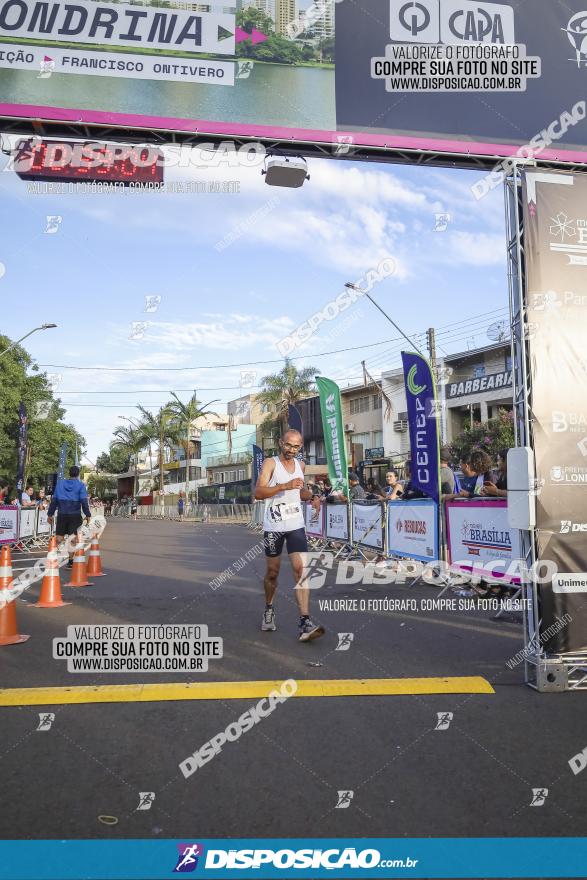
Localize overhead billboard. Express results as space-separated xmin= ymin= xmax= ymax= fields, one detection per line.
xmin=523 ymin=168 xmax=587 ymax=653
xmin=1 ymin=0 xmax=587 ymax=163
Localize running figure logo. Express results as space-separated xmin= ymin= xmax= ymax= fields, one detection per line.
xmin=336 ymin=633 xmax=354 ymax=651
xmin=36 ymin=713 xmax=55 ymax=731
xmin=335 ymin=790 xmax=354 ymax=809
xmin=530 ymin=788 xmax=549 ymax=806
xmin=435 ymin=712 xmax=453 ymax=731
xmin=173 ymin=843 xmax=204 ymax=873
xmin=296 ymin=552 xmax=334 ymax=590
xmin=136 ymin=792 xmax=156 ymax=811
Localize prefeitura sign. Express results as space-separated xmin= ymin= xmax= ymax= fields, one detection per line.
xmin=1 ymin=0 xmax=587 ymax=162
xmin=523 ymin=169 xmax=587 ymax=652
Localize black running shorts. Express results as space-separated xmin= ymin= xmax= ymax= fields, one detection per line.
xmin=56 ymin=513 xmax=83 ymax=536
xmin=264 ymin=527 xmax=308 ymax=558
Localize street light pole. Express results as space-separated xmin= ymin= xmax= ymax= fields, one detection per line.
xmin=344 ymin=284 xmax=425 ymax=358
xmin=0 ymin=323 xmax=58 ymax=359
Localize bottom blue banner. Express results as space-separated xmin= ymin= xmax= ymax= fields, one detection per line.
xmin=0 ymin=838 xmax=585 ymax=879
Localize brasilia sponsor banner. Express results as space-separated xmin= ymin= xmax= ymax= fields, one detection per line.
xmin=523 ymin=168 xmax=587 ymax=652
xmin=1 ymin=1 xmax=587 ymax=163
xmin=445 ymin=500 xmax=523 ymax=584
xmin=304 ymin=502 xmax=325 ymax=539
xmin=325 ymin=504 xmax=349 ymax=542
xmin=0 ymin=505 xmax=18 ymax=545
xmin=18 ymin=507 xmax=36 ymax=539
xmin=316 ymin=377 xmax=348 ymax=497
xmin=387 ymin=499 xmax=438 ymax=563
xmin=351 ymin=502 xmax=384 ymax=550
xmin=401 ymin=352 xmax=441 ymax=504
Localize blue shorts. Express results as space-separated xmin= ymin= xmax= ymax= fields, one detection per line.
xmin=264 ymin=528 xmax=308 ymax=558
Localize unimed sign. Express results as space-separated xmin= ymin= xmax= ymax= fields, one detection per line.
xmin=1 ymin=0 xmax=587 ymax=161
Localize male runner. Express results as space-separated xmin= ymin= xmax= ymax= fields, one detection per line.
xmin=254 ymin=429 xmax=325 ymax=642
xmin=47 ymin=466 xmax=91 ymax=567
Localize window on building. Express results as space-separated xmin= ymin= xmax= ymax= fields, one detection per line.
xmin=471 ymin=363 xmax=486 ymax=379
xmin=238 ymin=469 xmax=246 ymax=481
xmin=505 ymin=354 xmax=513 ymax=371
xmin=372 ymin=394 xmax=382 ymax=410
xmin=350 ymin=396 xmax=370 ymax=415
xmin=228 ymin=470 xmax=237 ymax=482
xmin=351 ymin=432 xmax=370 ymax=450
xmin=373 ymin=431 xmax=383 ymax=448
xmin=213 ymin=472 xmax=223 ymax=484
xmin=189 ymin=466 xmax=202 ymax=481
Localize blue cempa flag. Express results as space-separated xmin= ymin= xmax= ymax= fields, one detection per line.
xmin=287 ymin=404 xmax=303 ymax=435
xmin=287 ymin=404 xmax=304 ymax=460
xmin=251 ymin=444 xmax=264 ymax=489
xmin=57 ymin=442 xmax=68 ymax=480
xmin=15 ymin=402 xmax=28 ymax=493
xmin=401 ymin=352 xmax=441 ymax=504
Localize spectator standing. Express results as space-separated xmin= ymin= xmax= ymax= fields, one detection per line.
xmin=348 ymin=473 xmax=366 ymax=501
xmin=481 ymin=449 xmax=509 ymax=498
xmin=130 ymin=496 xmax=138 ymax=521
xmin=384 ymin=470 xmax=404 ymax=501
xmin=21 ymin=484 xmax=36 ymax=508
xmin=177 ymin=492 xmax=185 ymax=522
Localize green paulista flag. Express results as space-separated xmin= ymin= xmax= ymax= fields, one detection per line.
xmin=316 ymin=377 xmax=348 ymax=496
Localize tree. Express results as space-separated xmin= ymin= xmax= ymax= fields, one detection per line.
xmin=449 ymin=409 xmax=515 ymax=464
xmin=0 ymin=334 xmax=85 ymax=488
xmin=96 ymin=447 xmax=130 ymax=474
xmin=86 ymin=472 xmax=117 ymax=499
xmin=166 ymin=392 xmax=219 ymax=500
xmin=257 ymin=358 xmax=318 ymax=436
xmin=110 ymin=425 xmax=145 ymax=496
xmin=136 ymin=405 xmax=181 ymax=501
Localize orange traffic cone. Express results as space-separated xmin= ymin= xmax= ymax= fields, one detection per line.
xmin=0 ymin=546 xmax=30 ymax=645
xmin=64 ymin=539 xmax=93 ymax=588
xmin=36 ymin=536 xmax=70 ymax=608
xmin=86 ymin=537 xmax=106 ymax=578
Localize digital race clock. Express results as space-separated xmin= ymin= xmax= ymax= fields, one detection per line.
xmin=13 ymin=138 xmax=164 ymax=185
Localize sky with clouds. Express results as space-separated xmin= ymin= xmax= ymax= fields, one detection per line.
xmin=0 ymin=144 xmax=509 ymax=464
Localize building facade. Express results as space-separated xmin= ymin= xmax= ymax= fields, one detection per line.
xmin=274 ymin=0 xmax=297 ymax=35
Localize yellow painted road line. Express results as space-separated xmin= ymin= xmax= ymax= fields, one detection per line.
xmin=0 ymin=677 xmax=493 ymax=707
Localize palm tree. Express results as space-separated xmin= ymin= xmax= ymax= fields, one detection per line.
xmin=166 ymin=392 xmax=220 ymax=501
xmin=110 ymin=425 xmax=145 ymax=496
xmin=136 ymin=405 xmax=181 ymax=507
xmin=257 ymin=358 xmax=319 ymax=445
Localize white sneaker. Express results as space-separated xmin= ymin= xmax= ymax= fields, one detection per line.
xmin=298 ymin=618 xmax=325 ymax=642
xmin=261 ymin=607 xmax=276 ymax=631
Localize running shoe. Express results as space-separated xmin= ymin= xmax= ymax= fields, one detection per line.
xmin=261 ymin=607 xmax=276 ymax=631
xmin=298 ymin=618 xmax=325 ymax=642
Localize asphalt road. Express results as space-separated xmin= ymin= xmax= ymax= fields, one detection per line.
xmin=1 ymin=518 xmax=585 ymax=851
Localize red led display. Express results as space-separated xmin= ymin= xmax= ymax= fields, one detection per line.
xmin=14 ymin=139 xmax=164 ymax=185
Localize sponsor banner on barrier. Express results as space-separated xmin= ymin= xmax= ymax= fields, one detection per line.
xmin=0 ymin=505 xmax=18 ymax=545
xmin=36 ymin=509 xmax=51 ymax=535
xmin=18 ymin=507 xmax=36 ymax=539
xmin=387 ymin=500 xmax=438 ymax=563
xmin=446 ymin=500 xmax=522 ymax=584
xmin=305 ymin=502 xmax=325 ymax=539
xmin=352 ymin=502 xmax=384 ymax=550
xmin=325 ymin=504 xmax=349 ymax=542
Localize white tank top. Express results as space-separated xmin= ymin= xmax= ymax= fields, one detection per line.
xmin=262 ymin=456 xmax=306 ymax=533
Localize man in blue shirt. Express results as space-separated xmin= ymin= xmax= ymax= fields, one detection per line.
xmin=47 ymin=466 xmax=91 ymax=567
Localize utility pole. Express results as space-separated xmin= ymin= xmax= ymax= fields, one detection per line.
xmin=426 ymin=327 xmax=436 ymax=366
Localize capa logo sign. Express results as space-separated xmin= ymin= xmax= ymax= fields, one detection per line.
xmin=390 ymin=0 xmax=515 ymax=45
